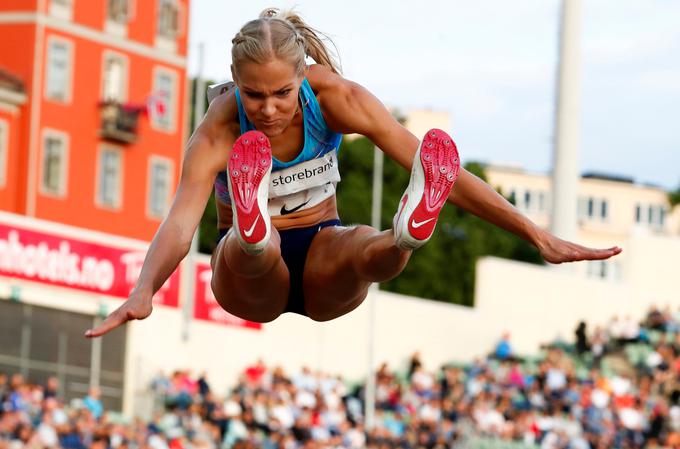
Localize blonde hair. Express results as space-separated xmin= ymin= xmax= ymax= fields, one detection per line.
xmin=231 ymin=8 xmax=341 ymax=76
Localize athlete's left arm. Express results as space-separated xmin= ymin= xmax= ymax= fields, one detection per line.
xmin=319 ymin=75 xmax=622 ymax=263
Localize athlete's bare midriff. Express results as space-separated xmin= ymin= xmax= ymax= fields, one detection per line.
xmin=216 ymin=195 xmax=340 ymax=234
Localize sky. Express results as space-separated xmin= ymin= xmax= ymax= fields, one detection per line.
xmin=187 ymin=0 xmax=680 ymax=191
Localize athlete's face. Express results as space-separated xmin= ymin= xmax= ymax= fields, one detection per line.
xmin=232 ymin=58 xmax=303 ymax=138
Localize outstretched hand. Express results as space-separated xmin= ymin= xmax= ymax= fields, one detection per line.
xmin=84 ymin=290 xmax=153 ymax=338
xmin=537 ymin=233 xmax=622 ymax=264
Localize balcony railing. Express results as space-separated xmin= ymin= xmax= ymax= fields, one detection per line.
xmin=99 ymin=101 xmax=144 ymax=144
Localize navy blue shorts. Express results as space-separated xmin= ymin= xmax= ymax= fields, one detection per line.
xmin=217 ymin=219 xmax=342 ymax=316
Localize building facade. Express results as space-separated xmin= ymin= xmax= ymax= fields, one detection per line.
xmin=484 ymin=165 xmax=679 ymax=281
xmin=0 ymin=0 xmax=190 ymax=411
xmin=0 ymin=0 xmax=190 ymax=241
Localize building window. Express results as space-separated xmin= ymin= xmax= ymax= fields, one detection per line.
xmin=580 ymin=196 xmax=608 ymax=222
xmin=151 ymin=68 xmax=177 ymax=132
xmin=101 ymin=53 xmax=128 ymax=102
xmin=524 ymin=191 xmax=532 ymax=211
xmin=147 ymin=157 xmax=173 ymax=218
xmin=158 ymin=0 xmax=179 ymax=39
xmin=587 ymin=260 xmax=621 ymax=281
xmin=96 ymin=147 xmax=123 ymax=208
xmin=635 ymin=203 xmax=666 ymax=229
xmin=587 ymin=197 xmax=595 ymax=218
xmin=600 ymin=200 xmax=608 ymax=220
xmin=508 ymin=189 xmax=516 ymax=206
xmin=49 ymin=0 xmax=73 ymax=20
xmin=107 ymin=0 xmax=129 ymax=23
xmin=40 ymin=131 xmax=68 ymax=197
xmin=45 ymin=38 xmax=73 ymax=102
xmin=538 ymin=191 xmax=546 ymax=212
xmin=0 ymin=120 xmax=7 ymax=188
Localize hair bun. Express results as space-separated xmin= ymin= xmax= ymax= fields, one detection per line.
xmin=259 ymin=8 xmax=279 ymax=19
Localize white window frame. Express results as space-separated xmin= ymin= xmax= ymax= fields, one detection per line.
xmin=577 ymin=196 xmax=586 ymax=220
xmin=658 ymin=207 xmax=666 ymax=228
xmin=649 ymin=205 xmax=666 ymax=230
xmin=107 ymin=0 xmax=130 ymax=23
xmin=0 ymin=120 xmax=8 ymax=188
xmin=538 ymin=191 xmax=546 ymax=212
xmin=157 ymin=0 xmax=179 ymax=39
xmin=150 ymin=66 xmax=178 ymax=133
xmin=105 ymin=0 xmax=132 ymax=37
xmin=146 ymin=156 xmax=174 ymax=220
xmin=100 ymin=50 xmax=129 ymax=103
xmin=155 ymin=0 xmax=181 ymax=53
xmin=39 ymin=129 xmax=70 ymax=198
xmin=586 ymin=260 xmax=620 ymax=281
xmin=95 ymin=145 xmax=124 ymax=210
xmin=44 ymin=36 xmax=74 ymax=104
xmin=49 ymin=0 xmax=73 ymax=21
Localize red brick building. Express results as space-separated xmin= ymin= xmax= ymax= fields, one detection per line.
xmin=0 ymin=0 xmax=190 ymax=241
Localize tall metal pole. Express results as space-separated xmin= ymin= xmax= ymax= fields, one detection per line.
xmin=181 ymin=43 xmax=205 ymax=342
xmin=365 ymin=146 xmax=383 ymax=430
xmin=551 ymin=0 xmax=582 ymax=242
xmin=192 ymin=42 xmax=207 ymax=130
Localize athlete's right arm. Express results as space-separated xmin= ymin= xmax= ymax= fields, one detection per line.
xmin=85 ymin=94 xmax=236 ymax=338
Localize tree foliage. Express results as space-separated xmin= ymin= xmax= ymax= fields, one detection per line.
xmin=670 ymin=185 xmax=680 ymax=208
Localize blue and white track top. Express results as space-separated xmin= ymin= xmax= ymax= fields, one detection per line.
xmin=214 ymin=78 xmax=343 ymax=217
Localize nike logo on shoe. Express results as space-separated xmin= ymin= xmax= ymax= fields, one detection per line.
xmin=411 ymin=217 xmax=435 ymax=229
xmin=243 ymin=216 xmax=260 ymax=238
xmin=280 ymin=200 xmax=310 ymax=215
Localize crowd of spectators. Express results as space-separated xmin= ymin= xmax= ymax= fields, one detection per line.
xmin=3 ymin=305 xmax=680 ymax=449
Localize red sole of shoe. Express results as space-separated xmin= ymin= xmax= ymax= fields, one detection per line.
xmin=228 ymin=131 xmax=272 ymax=244
xmin=407 ymin=129 xmax=460 ymax=241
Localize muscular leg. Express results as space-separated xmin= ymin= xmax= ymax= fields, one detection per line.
xmin=302 ymin=128 xmax=459 ymax=321
xmin=210 ymin=227 xmax=289 ymax=323
xmin=303 ymin=225 xmax=411 ymax=321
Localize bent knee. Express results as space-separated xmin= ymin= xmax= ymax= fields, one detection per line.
xmin=210 ymin=281 xmax=283 ymax=324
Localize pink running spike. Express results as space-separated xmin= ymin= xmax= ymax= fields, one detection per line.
xmin=393 ymin=129 xmax=460 ymax=250
xmin=227 ymin=130 xmax=272 ymax=253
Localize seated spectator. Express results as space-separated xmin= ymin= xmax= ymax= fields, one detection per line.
xmin=621 ymin=315 xmax=641 ymax=344
xmin=646 ymin=305 xmax=666 ymax=331
xmin=243 ymin=359 xmax=267 ymax=390
xmin=590 ymin=325 xmax=608 ymax=368
xmin=494 ymin=332 xmax=514 ymax=361
xmin=608 ymin=315 xmax=624 ymax=346
xmin=82 ymin=387 xmax=103 ymax=420
xmin=407 ymin=351 xmax=423 ymax=380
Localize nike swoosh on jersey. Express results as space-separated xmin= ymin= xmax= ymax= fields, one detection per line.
xmin=411 ymin=217 xmax=435 ymax=229
xmin=243 ymin=215 xmax=260 ymax=237
xmin=280 ymin=200 xmax=310 ymax=215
